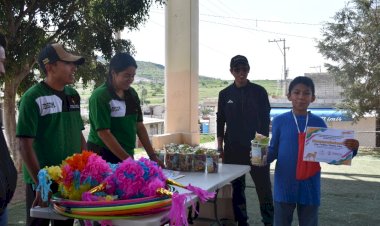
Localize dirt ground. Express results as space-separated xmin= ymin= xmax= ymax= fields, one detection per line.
xmin=245 ymin=149 xmax=380 ymax=226
xmin=7 ymin=149 xmax=380 ymax=226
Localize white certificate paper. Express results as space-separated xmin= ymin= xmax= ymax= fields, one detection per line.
xmin=304 ymin=127 xmax=355 ymax=165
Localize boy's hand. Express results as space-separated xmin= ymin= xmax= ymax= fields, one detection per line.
xmin=217 ymin=147 xmax=224 ymax=161
xmin=344 ymin=139 xmax=359 ymax=151
xmin=259 ymin=154 xmax=268 ymax=167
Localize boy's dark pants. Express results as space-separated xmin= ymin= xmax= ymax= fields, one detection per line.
xmin=231 ymin=164 xmax=274 ymax=225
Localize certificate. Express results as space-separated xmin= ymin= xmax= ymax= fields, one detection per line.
xmin=304 ymin=127 xmax=355 ymax=165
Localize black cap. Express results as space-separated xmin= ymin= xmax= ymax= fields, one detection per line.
xmin=230 ymin=55 xmax=249 ymax=68
xmin=38 ymin=43 xmax=85 ymax=71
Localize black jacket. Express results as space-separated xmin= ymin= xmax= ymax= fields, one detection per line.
xmin=217 ymin=81 xmax=270 ymax=164
xmin=0 ymin=130 xmax=17 ymax=214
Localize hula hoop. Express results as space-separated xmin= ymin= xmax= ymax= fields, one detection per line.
xmin=56 ymin=198 xmax=171 ymax=212
xmin=54 ymin=203 xmax=170 ymax=216
xmin=53 ymin=204 xmax=170 ymax=219
xmin=51 ymin=195 xmax=169 ymax=208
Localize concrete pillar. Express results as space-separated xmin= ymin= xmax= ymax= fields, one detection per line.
xmin=152 ymin=0 xmax=199 ymax=149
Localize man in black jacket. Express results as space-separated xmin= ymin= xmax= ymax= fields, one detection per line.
xmin=217 ymin=55 xmax=273 ymax=226
xmin=0 ymin=33 xmax=17 ymax=226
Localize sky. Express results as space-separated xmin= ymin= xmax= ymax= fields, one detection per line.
xmin=122 ymin=0 xmax=350 ymax=81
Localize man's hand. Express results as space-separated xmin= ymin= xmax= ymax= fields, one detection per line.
xmin=217 ymin=147 xmax=224 ymax=161
xmin=32 ymin=191 xmax=49 ymax=208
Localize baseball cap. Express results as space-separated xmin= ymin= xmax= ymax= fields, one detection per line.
xmin=38 ymin=43 xmax=85 ymax=70
xmin=230 ymin=55 xmax=249 ymax=68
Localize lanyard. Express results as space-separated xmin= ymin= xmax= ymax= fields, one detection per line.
xmin=292 ymin=111 xmax=308 ymax=134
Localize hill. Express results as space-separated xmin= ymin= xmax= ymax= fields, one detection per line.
xmin=133 ymin=61 xmax=281 ymax=104
xmin=136 ymin=61 xmax=224 ymax=83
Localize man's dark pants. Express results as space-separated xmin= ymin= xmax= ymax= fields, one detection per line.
xmin=224 ymin=146 xmax=274 ymax=226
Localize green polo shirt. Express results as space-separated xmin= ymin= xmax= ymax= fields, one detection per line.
xmin=16 ymin=82 xmax=84 ymax=184
xmin=87 ymin=83 xmax=142 ymax=155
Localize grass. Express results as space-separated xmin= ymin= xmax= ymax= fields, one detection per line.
xmin=200 ymin=134 xmax=215 ymax=143
xmin=75 ymin=78 xmax=281 ymax=108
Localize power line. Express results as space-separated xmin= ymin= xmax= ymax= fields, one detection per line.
xmin=200 ymin=2 xmax=241 ymax=30
xmin=205 ymin=0 xmax=254 ymax=29
xmin=151 ymin=9 xmax=322 ymax=26
xmin=200 ymin=20 xmax=316 ymax=39
xmin=200 ymin=14 xmax=321 ymax=26
xmin=151 ymin=9 xmax=320 ymax=39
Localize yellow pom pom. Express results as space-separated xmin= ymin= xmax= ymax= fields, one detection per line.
xmin=45 ymin=166 xmax=62 ymax=181
xmin=68 ymin=184 xmax=92 ymax=200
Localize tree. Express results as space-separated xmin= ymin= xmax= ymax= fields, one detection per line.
xmin=318 ymin=0 xmax=380 ymax=147
xmin=0 ymin=0 xmax=165 ymax=169
xmin=141 ymin=86 xmax=148 ymax=105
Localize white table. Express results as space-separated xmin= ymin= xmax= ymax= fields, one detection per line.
xmin=31 ymin=163 xmax=251 ymax=225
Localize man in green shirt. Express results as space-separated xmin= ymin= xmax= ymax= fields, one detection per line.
xmin=16 ymin=43 xmax=86 ymax=226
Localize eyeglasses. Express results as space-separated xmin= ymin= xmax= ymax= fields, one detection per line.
xmin=233 ymin=67 xmax=249 ymax=73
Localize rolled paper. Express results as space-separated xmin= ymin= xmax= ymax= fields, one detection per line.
xmin=166 ymin=178 xmax=186 ymax=188
xmin=88 ymin=183 xmax=106 ymax=194
xmin=156 ymin=187 xmax=173 ymax=197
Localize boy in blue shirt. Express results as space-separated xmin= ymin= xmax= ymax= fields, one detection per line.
xmin=267 ymin=76 xmax=359 ymax=226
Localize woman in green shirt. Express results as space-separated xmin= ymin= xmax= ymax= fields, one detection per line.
xmin=87 ymin=53 xmax=163 ymax=167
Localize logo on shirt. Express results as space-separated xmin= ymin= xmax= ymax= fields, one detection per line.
xmin=227 ymin=99 xmax=234 ymax=104
xmin=69 ymin=97 xmax=80 ymax=109
xmin=111 ymin=106 xmax=120 ymax=111
xmin=42 ymin=102 xmax=56 ymax=109
xmin=35 ymin=95 xmax=63 ymax=116
xmin=109 ymin=100 xmax=126 ymax=117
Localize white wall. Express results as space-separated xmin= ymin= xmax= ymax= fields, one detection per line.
xmin=328 ymin=117 xmax=376 ymax=147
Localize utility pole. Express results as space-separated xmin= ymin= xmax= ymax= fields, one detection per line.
xmin=269 ymin=39 xmax=289 ymax=96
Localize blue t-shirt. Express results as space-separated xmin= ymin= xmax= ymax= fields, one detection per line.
xmin=267 ymin=111 xmax=327 ymax=205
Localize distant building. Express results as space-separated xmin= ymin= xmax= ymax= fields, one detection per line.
xmin=205 ymin=73 xmax=377 ymax=147
xmin=305 ymin=72 xmax=344 ymax=100
xmin=136 ymin=117 xmax=165 ymax=148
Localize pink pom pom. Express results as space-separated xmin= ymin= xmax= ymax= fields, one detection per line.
xmin=62 ymin=164 xmax=74 ymax=187
xmin=85 ymin=220 xmax=92 ymax=226
xmin=100 ymin=220 xmax=112 ymax=226
xmin=141 ymin=178 xmax=166 ymax=197
xmin=137 ymin=158 xmax=167 ymax=196
xmin=104 ymin=158 xmax=146 ymax=199
xmin=138 ymin=157 xmax=167 ymax=182
xmin=81 ymin=191 xmax=102 ymax=202
xmin=81 ymin=191 xmax=93 ymax=201
xmin=169 ymin=193 xmax=188 ymax=226
xmin=81 ymin=154 xmax=112 ymax=185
